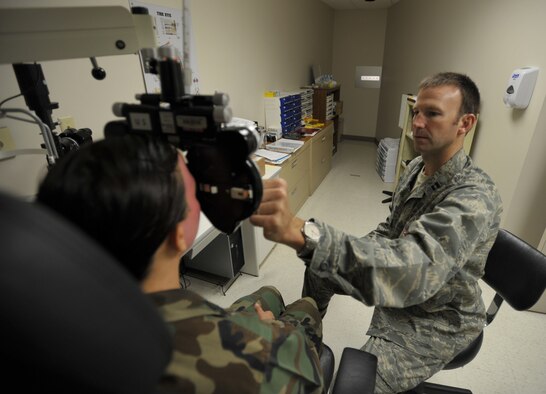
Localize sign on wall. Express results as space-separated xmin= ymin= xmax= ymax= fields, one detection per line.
xmin=355 ymin=66 xmax=382 ymax=89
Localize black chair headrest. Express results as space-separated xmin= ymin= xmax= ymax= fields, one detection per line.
xmin=0 ymin=191 xmax=172 ymax=393
xmin=484 ymin=229 xmax=546 ymax=311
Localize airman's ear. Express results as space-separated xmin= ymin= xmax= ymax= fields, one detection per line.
xmin=459 ymin=113 xmax=477 ymax=136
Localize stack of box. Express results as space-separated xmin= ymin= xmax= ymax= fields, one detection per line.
xmin=376 ymin=138 xmax=400 ymax=183
xmin=264 ymin=92 xmax=302 ymax=138
xmin=325 ymin=93 xmax=335 ymax=120
xmin=299 ymin=89 xmax=313 ymax=121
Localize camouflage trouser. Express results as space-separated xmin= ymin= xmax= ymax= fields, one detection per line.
xmin=302 ymin=269 xmax=445 ymax=393
xmin=228 ymin=286 xmax=323 ymax=356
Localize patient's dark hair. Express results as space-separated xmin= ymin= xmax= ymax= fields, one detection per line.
xmin=37 ymin=135 xmax=187 ymax=281
xmin=419 ymin=72 xmax=481 ymax=116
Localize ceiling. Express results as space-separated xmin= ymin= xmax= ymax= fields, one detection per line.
xmin=321 ymin=0 xmax=400 ymax=10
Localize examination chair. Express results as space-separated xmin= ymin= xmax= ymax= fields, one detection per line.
xmin=0 ymin=191 xmax=172 ymax=393
xmin=405 ymin=228 xmax=546 ymax=394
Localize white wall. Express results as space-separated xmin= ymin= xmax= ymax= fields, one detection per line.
xmin=375 ymin=0 xmax=546 ymax=246
xmin=503 ymin=96 xmax=546 ymax=246
xmin=0 ymin=0 xmax=151 ymax=198
xmin=332 ymin=9 xmax=388 ymax=139
xmin=190 ymin=0 xmax=333 ymax=125
xmin=4 ymin=0 xmax=543 ymax=246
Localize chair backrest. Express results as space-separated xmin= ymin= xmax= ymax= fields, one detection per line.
xmin=332 ymin=348 xmax=377 ymax=394
xmin=320 ymin=344 xmax=335 ymax=392
xmin=0 ymin=191 xmax=172 ymax=393
xmin=483 ymin=228 xmax=546 ymax=311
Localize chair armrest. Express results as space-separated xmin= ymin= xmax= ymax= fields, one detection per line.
xmin=332 ymin=348 xmax=377 ymax=394
xmin=320 ymin=344 xmax=335 ymax=391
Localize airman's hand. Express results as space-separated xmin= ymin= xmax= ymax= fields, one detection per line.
xmin=250 ymin=178 xmax=305 ymax=251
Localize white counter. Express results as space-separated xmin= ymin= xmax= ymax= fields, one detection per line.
xmin=184 ymin=164 xmax=282 ymax=276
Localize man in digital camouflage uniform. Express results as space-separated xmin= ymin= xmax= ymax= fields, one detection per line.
xmin=251 ymin=72 xmax=503 ymax=393
xmin=37 ymin=135 xmax=324 ymax=393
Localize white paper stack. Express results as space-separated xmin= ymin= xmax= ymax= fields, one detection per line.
xmin=265 ymin=138 xmax=304 ymax=154
xmin=376 ymin=138 xmax=400 ymax=182
xmin=254 ymin=149 xmax=290 ymax=165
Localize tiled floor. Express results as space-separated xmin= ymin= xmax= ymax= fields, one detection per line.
xmin=188 ymin=139 xmax=546 ymax=393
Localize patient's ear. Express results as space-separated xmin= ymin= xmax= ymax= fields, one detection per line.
xmin=170 ymin=221 xmax=187 ymax=254
xmin=177 ymin=151 xmax=200 ymax=249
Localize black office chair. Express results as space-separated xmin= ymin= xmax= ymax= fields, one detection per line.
xmin=326 ymin=229 xmax=546 ymax=394
xmin=406 ymin=228 xmax=546 ymax=394
xmin=0 ymin=191 xmax=172 ymax=393
xmin=320 ymin=344 xmax=378 ymax=394
xmin=320 ymin=344 xmax=336 ymax=392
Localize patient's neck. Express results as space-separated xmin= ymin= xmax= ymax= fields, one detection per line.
xmin=141 ymin=244 xmax=183 ymax=293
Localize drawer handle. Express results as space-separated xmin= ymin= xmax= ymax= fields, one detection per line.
xmin=291 ymin=159 xmax=298 ymax=169
xmin=291 ymin=186 xmax=297 ymax=196
xmin=321 ymin=136 xmax=326 ymax=142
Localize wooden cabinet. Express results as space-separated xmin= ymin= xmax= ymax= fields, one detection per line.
xmin=269 ymin=123 xmax=334 ymax=214
xmin=312 ymin=86 xmax=341 ymax=154
xmin=394 ymin=95 xmax=477 ymax=188
xmin=279 ymin=142 xmax=310 ymax=213
xmin=240 ymin=165 xmax=281 ymax=277
xmin=309 ymin=123 xmax=334 ymax=193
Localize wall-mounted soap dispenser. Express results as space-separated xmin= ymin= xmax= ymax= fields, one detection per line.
xmin=503 ymin=67 xmax=539 ymax=109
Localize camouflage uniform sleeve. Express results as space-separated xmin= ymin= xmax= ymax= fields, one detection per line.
xmin=369 ymin=217 xmax=391 ymax=238
xmin=306 ymin=183 xmax=500 ymax=308
xmin=222 ymin=309 xmax=324 ymax=393
xmin=155 ymin=289 xmax=324 ymax=394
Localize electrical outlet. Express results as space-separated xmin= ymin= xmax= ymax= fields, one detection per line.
xmin=0 ymin=126 xmax=16 ymax=161
xmin=58 ymin=116 xmax=76 ymax=131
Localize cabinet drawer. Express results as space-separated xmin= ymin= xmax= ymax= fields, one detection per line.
xmin=279 ymin=144 xmax=310 ymax=188
xmin=310 ymin=125 xmax=333 ymax=193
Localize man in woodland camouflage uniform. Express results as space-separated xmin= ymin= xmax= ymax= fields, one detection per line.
xmin=37 ymin=135 xmax=324 ymax=393
xmin=251 ymin=72 xmax=502 ymax=393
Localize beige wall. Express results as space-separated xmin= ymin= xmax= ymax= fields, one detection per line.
xmin=332 ymin=9 xmax=387 ymax=139
xmin=0 ymin=0 xmax=151 ymax=198
xmin=0 ymin=0 xmax=333 ymax=198
xmin=503 ymin=96 xmax=546 ymax=246
xmin=190 ymin=0 xmax=333 ymax=125
xmin=2 ymin=0 xmax=544 ymax=246
xmin=376 ymin=0 xmax=546 ymax=246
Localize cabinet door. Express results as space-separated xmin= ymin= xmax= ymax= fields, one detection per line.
xmin=310 ymin=124 xmax=334 ymax=193
xmin=288 ymin=175 xmax=309 ymax=214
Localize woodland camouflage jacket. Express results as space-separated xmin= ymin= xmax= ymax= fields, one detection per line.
xmin=150 ymin=288 xmax=323 ymax=394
